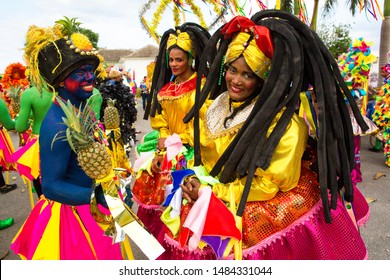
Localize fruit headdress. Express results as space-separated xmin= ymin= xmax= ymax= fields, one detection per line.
xmin=25 ymin=17 xmax=101 ymax=92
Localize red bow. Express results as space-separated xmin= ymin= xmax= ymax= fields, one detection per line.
xmin=221 ymin=16 xmax=274 ymax=59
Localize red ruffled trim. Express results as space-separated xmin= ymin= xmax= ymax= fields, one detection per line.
xmin=158 ymin=76 xmax=197 ymax=97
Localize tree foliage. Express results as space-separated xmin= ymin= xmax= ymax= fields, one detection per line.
xmin=280 ymin=0 xmax=293 ymax=13
xmin=317 ymin=22 xmax=352 ymax=59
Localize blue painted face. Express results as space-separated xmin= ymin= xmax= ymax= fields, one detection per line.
xmin=63 ymin=65 xmax=96 ymax=100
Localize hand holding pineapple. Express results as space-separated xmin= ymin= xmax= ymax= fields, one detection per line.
xmin=52 ymin=97 xmax=113 ymax=180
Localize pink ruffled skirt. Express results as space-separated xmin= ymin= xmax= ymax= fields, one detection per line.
xmin=10 ymin=197 xmax=126 ymax=260
xmin=160 ymin=186 xmax=369 ymax=260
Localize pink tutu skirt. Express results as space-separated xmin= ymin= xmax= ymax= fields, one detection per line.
xmin=12 ymin=136 xmax=40 ymax=180
xmin=133 ymin=195 xmax=167 ymax=245
xmin=160 ymin=186 xmax=369 ymax=260
xmin=10 ymin=197 xmax=126 ymax=260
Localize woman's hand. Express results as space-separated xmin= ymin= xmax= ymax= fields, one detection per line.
xmin=151 ymin=155 xmax=164 ymax=173
xmin=151 ymin=137 xmax=167 ymax=173
xmin=157 ymin=137 xmax=166 ymax=150
xmin=181 ymin=176 xmax=201 ymax=203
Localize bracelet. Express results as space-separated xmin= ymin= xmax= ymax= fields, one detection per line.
xmin=183 ymin=175 xmax=198 ymax=185
xmin=155 ymin=149 xmax=165 ymax=157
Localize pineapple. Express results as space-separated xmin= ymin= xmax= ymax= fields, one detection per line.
xmin=104 ymin=99 xmax=120 ymax=129
xmin=8 ymin=85 xmax=22 ymax=114
xmin=68 ymin=33 xmax=94 ymax=52
xmin=55 ymin=16 xmax=95 ymax=54
xmin=52 ymin=97 xmax=112 ymax=180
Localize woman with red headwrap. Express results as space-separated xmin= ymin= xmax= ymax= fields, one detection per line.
xmin=158 ymin=11 xmax=370 ymax=260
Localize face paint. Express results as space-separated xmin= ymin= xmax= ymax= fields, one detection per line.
xmin=63 ymin=65 xmax=96 ymax=100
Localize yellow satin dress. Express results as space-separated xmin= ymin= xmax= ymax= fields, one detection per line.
xmin=188 ymin=91 xmax=320 ymax=248
xmin=150 ymin=73 xmax=204 ymax=145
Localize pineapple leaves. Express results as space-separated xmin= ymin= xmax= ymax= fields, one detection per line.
xmin=51 ymin=130 xmax=67 ymax=150
xmin=8 ymin=85 xmax=22 ymax=96
xmin=80 ymin=102 xmax=97 ymax=134
xmin=55 ymin=16 xmax=81 ymax=35
xmin=55 ymin=97 xmax=81 ymax=132
xmin=52 ymin=96 xmax=100 ymax=154
xmin=66 ymin=128 xmax=77 ymax=153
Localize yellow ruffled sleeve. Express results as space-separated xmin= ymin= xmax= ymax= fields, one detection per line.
xmin=150 ymin=104 xmax=191 ymax=143
xmin=150 ymin=111 xmax=168 ymax=137
xmin=149 ymin=78 xmax=202 ymax=144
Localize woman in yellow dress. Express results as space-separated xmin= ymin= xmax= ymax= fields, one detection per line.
xmin=132 ymin=23 xmax=210 ymax=245
xmin=159 ymin=11 xmax=370 ymax=260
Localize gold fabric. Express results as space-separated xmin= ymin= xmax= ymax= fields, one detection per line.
xmin=225 ymin=32 xmax=271 ymax=79
xmin=150 ymin=73 xmax=204 ymax=144
xmin=241 ymin=167 xmax=320 ymax=248
xmin=106 ymin=128 xmax=132 ymax=172
xmin=189 ymin=91 xmax=308 ymax=202
xmin=167 ymin=31 xmax=194 ymax=56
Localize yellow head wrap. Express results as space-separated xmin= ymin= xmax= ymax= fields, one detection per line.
xmin=166 ymin=30 xmax=195 ymax=57
xmin=225 ymin=32 xmax=271 ymax=80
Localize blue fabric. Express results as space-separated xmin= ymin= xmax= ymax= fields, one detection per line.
xmin=162 ymin=169 xmax=195 ymax=207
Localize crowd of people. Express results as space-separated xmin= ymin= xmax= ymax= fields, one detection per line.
xmin=0 ymin=9 xmax=389 ymax=261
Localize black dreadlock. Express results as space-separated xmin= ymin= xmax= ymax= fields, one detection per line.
xmin=143 ymin=22 xmax=211 ymax=120
xmin=184 ymin=10 xmax=369 ymax=223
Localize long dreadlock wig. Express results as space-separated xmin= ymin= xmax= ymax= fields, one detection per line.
xmin=144 ymin=22 xmax=211 ymax=119
xmin=184 ymin=10 xmax=369 ymax=223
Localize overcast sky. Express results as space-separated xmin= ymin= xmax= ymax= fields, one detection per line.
xmin=0 ymin=0 xmax=384 ymax=73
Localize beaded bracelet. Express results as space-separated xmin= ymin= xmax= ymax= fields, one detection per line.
xmin=155 ymin=149 xmax=166 ymax=157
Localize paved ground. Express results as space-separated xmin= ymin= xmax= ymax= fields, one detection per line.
xmin=1 ymin=98 xmax=389 ymax=260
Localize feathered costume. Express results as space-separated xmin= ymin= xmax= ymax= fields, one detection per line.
xmin=337 ymin=38 xmax=379 ymax=184
xmin=98 ymin=81 xmax=138 ymax=148
xmin=372 ymin=72 xmax=390 ymax=167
